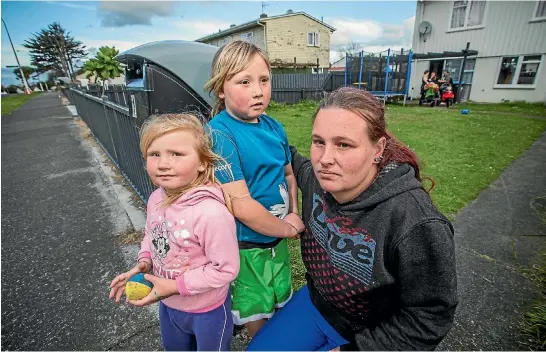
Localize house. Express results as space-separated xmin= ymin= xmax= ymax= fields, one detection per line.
xmin=195 ymin=11 xmax=336 ymax=74
xmin=409 ymin=0 xmax=546 ymax=103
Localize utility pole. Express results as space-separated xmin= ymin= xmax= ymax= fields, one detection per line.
xmin=2 ymin=18 xmax=31 ymax=95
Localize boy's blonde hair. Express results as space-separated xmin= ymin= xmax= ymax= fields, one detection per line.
xmin=139 ymin=113 xmax=232 ymax=210
xmin=204 ymin=40 xmax=271 ymax=117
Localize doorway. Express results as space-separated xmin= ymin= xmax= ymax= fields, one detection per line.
xmin=429 ymin=60 xmax=444 ymax=80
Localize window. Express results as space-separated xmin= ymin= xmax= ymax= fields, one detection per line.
xmin=311 ymin=67 xmax=324 ymax=74
xmin=533 ymin=0 xmax=546 ymax=20
xmin=496 ymin=55 xmax=543 ymax=87
xmin=240 ymin=32 xmax=253 ymax=42
xmin=450 ymin=0 xmax=486 ymax=29
xmin=307 ymin=32 xmax=320 ymax=47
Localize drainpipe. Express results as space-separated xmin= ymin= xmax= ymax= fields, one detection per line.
xmin=256 ymin=19 xmax=267 ymax=53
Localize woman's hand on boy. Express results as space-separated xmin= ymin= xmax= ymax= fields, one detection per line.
xmin=108 ymin=261 xmax=151 ymax=303
xmin=284 ymin=212 xmax=305 ymax=238
xmin=127 ymin=274 xmax=179 ymax=307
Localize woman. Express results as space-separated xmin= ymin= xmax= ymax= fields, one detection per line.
xmin=247 ymin=87 xmax=458 ymax=351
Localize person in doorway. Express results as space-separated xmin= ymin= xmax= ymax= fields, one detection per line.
xmin=204 ymin=40 xmax=305 ymax=338
xmin=247 ymin=87 xmax=458 ymax=351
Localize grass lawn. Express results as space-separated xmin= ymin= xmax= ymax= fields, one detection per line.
xmin=267 ymin=100 xmax=546 ymax=288
xmin=457 ymin=101 xmax=546 ymax=116
xmin=1 ymin=93 xmax=40 ymax=115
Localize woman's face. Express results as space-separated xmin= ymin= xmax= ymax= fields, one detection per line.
xmin=310 ymin=107 xmax=385 ymax=203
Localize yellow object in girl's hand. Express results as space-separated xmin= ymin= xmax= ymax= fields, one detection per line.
xmin=125 ymin=273 xmax=153 ymax=300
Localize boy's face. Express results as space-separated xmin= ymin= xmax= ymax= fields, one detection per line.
xmin=220 ymin=54 xmax=271 ymax=123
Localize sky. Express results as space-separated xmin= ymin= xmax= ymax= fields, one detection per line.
xmin=1 ymin=0 xmax=417 ymax=86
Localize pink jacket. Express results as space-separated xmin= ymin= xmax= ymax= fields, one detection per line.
xmin=138 ymin=184 xmax=239 ymax=313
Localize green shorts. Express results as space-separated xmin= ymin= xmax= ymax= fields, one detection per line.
xmin=231 ymin=239 xmax=293 ymax=325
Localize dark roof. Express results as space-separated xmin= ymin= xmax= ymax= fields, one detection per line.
xmin=195 ymin=12 xmax=336 ymax=42
xmin=410 ymin=50 xmax=479 ymax=60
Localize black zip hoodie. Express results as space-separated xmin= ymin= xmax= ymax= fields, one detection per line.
xmin=291 ymin=146 xmax=458 ymax=351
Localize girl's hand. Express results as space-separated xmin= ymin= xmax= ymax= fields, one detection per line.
xmin=108 ymin=261 xmax=151 ymax=303
xmin=127 ymin=274 xmax=179 ymax=307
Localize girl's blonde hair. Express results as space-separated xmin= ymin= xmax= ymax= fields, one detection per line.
xmin=204 ymin=40 xmax=271 ymax=117
xmin=139 ymin=113 xmax=232 ymax=210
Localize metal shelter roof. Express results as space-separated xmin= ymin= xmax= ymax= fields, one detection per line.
xmin=116 ymin=40 xmax=218 ymax=105
xmin=396 ymin=49 xmax=479 ymax=61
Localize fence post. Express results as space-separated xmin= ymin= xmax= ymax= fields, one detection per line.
xmin=383 ymin=48 xmax=391 ymax=104
xmin=358 ymin=50 xmax=363 ymax=89
xmin=344 ymin=53 xmax=348 ymax=87
xmin=404 ymin=50 xmax=413 ymax=106
xmin=101 ymin=96 xmax=120 ymax=164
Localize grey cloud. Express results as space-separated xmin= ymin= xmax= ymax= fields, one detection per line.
xmin=98 ymin=1 xmax=178 ymax=27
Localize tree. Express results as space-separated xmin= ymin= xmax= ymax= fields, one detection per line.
xmin=337 ymin=41 xmax=363 ymax=60
xmin=23 ymin=22 xmax=87 ymax=80
xmin=13 ymin=66 xmax=35 ymax=85
xmin=82 ymin=46 xmax=122 ymax=95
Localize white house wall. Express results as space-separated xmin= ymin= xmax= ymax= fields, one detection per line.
xmin=409 ymin=60 xmax=430 ymax=99
xmin=411 ymin=0 xmax=546 ymax=103
xmin=413 ymin=1 xmax=546 ymax=57
xmin=470 ymin=56 xmax=546 ymax=102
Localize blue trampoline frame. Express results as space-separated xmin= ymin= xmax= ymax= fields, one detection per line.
xmin=344 ymin=48 xmax=413 ymax=104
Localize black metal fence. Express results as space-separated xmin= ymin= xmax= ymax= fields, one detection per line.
xmin=59 ymin=70 xmax=349 ymax=202
xmin=61 ymin=84 xmax=156 ymax=203
xmin=271 ymin=72 xmax=345 ymax=104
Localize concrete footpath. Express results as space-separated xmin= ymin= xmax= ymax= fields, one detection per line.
xmin=1 ymin=93 xmax=162 ymax=350
xmin=1 ymin=93 xmax=544 ymax=350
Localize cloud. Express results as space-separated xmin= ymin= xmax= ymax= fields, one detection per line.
xmin=98 ymin=1 xmax=178 ymax=27
xmin=44 ymin=1 xmax=95 ymax=11
xmin=79 ymin=19 xmax=228 ymax=58
xmin=328 ymin=15 xmax=415 ymax=62
xmin=1 ymin=46 xmax=32 ymax=67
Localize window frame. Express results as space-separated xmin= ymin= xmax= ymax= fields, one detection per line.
xmin=494 ymin=54 xmax=544 ymax=89
xmin=307 ymin=32 xmax=320 ymax=47
xmin=531 ymin=0 xmax=546 ymax=22
xmin=447 ymin=0 xmax=488 ymax=32
xmin=239 ymin=32 xmax=253 ymax=42
xmin=311 ymin=67 xmax=324 ymax=74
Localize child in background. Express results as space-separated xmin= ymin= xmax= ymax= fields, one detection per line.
xmin=108 ymin=113 xmax=240 ymax=351
xmin=205 ymin=40 xmax=305 ymax=337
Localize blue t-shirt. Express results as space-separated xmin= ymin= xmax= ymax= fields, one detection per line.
xmin=208 ymin=110 xmax=292 ymax=243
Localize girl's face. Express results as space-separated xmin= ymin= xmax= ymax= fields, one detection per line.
xmin=146 ymin=130 xmax=205 ymax=191
xmin=220 ymin=54 xmax=271 ymax=123
xmin=310 ymin=108 xmax=385 ymax=204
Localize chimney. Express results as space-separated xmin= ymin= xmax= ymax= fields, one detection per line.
xmin=260 ymin=13 xmax=268 ymax=18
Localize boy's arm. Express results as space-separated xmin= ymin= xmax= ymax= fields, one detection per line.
xmin=284 ymin=164 xmax=298 ymax=215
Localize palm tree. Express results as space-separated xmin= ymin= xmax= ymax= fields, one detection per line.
xmin=82 ymin=46 xmax=122 ymax=95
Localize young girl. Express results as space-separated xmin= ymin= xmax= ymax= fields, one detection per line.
xmin=204 ymin=40 xmax=305 ymax=337
xmin=108 ymin=113 xmax=240 ymax=351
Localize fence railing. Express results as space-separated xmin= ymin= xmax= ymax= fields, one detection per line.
xmin=59 ymin=71 xmax=358 ymax=203
xmin=63 ymin=84 xmax=156 ymax=203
